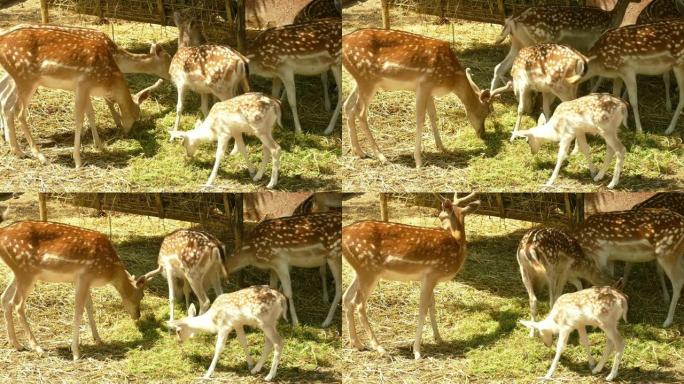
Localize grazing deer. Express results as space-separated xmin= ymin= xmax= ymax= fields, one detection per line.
xmin=0 ymin=221 xmax=152 ymax=360
xmin=520 ymin=286 xmax=628 ymax=381
xmin=343 ymin=29 xmax=510 ymax=168
xmin=224 ymin=212 xmax=342 ymax=327
xmin=509 ymin=44 xmax=587 ymax=141
xmin=584 ymin=20 xmax=684 ymax=134
xmin=490 ymin=0 xmax=637 ymax=92
xmin=512 ymin=93 xmax=628 ymax=189
xmin=0 ymin=26 xmax=163 ymax=168
xmin=577 ymin=208 xmax=684 ymax=327
xmin=247 ymin=18 xmax=341 ymax=135
xmin=168 ymin=285 xmax=287 ymax=381
xmin=170 ymin=11 xmax=250 ymax=133
xmin=170 ymin=92 xmax=282 ymax=188
xmin=143 ymin=229 xmax=227 ymax=321
xmin=0 ymin=24 xmax=171 ymax=157
xmin=517 ymin=227 xmax=610 ymax=336
xmin=342 ymin=193 xmax=480 ymax=359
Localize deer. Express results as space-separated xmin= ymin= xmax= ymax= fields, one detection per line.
xmin=517 ymin=227 xmax=610 ymax=337
xmin=342 ymin=193 xmax=480 ymax=359
xmin=0 ymin=25 xmax=163 ymax=168
xmin=246 ymin=18 xmax=341 ymax=135
xmin=169 ymin=92 xmax=282 ymax=188
xmin=0 ymin=24 xmax=171 ymax=157
xmin=583 ymin=20 xmax=684 ymax=135
xmin=142 ymin=229 xmax=227 ymax=321
xmin=576 ymin=208 xmax=684 ymax=327
xmin=224 ymin=211 xmax=342 ymax=328
xmin=170 ymin=10 xmax=250 ymax=133
xmin=490 ymin=0 xmax=637 ymax=92
xmin=0 ymin=220 xmax=152 ymax=360
xmin=509 ymin=43 xmax=588 ymax=141
xmin=343 ymin=28 xmax=510 ymax=168
xmin=511 ymin=93 xmax=628 ymax=189
xmin=168 ymin=285 xmax=287 ymax=381
xmin=520 ymin=286 xmax=628 ymax=381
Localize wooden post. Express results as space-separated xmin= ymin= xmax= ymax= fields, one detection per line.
xmin=38 ymin=193 xmax=48 ymax=221
xmin=236 ymin=0 xmax=246 ymax=52
xmin=380 ymin=193 xmax=389 ymax=222
xmin=156 ymin=0 xmax=166 ymax=25
xmin=380 ymin=0 xmax=390 ymax=29
xmin=495 ymin=193 xmax=505 ymax=219
xmin=496 ymin=0 xmax=506 ymax=21
xmin=572 ymin=193 xmax=585 ymax=229
xmin=233 ymin=194 xmax=245 ymax=287
xmin=154 ymin=194 xmax=165 ymax=219
xmin=40 ymin=0 xmax=49 ymax=24
xmin=225 ymin=0 xmax=235 ymax=32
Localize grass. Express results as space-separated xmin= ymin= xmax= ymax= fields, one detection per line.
xmin=341 ymin=193 xmax=684 ymax=383
xmin=0 ymin=193 xmax=342 ymax=383
xmin=341 ymin=1 xmax=684 ymax=192
xmin=0 ymin=0 xmax=341 ymax=192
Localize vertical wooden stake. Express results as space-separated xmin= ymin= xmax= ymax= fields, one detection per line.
xmin=40 ymin=0 xmax=49 ymax=24
xmin=380 ymin=193 xmax=389 ymax=222
xmin=38 ymin=193 xmax=48 ymax=221
xmin=225 ymin=0 xmax=235 ymax=32
xmin=381 ymin=0 xmax=390 ymax=29
xmin=236 ymin=0 xmax=246 ymax=52
xmin=233 ymin=194 xmax=245 ymax=287
xmin=156 ymin=0 xmax=166 ymax=25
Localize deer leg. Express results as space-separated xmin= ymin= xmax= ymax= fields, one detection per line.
xmin=85 ymin=99 xmax=105 ymax=152
xmin=233 ymin=134 xmax=257 ymax=181
xmin=512 ymin=88 xmax=531 ymax=142
xmin=428 ymin=290 xmax=442 ymax=343
xmin=657 ymin=263 xmax=670 ymax=304
xmin=592 ymin=338 xmax=613 ymax=374
xmin=320 ymin=264 xmax=329 ymax=303
xmin=16 ymin=86 xmax=47 ymax=164
xmin=252 ymin=336 xmax=273 ymax=374
xmin=5 ymin=106 xmax=24 ymax=158
xmin=544 ymin=329 xmax=570 ymax=380
xmin=235 ymin=325 xmax=255 ymax=370
xmin=665 ymin=67 xmax=684 ymax=135
xmin=173 ymin=85 xmax=186 ymax=132
xmin=187 ymin=274 xmax=211 ymax=315
xmin=356 ymin=86 xmax=385 ymax=162
xmin=105 ymin=99 xmax=123 ymax=130
xmin=0 ymin=80 xmax=24 ymax=157
xmin=200 ymin=94 xmax=210 ymax=118
xmin=206 ymin=136 xmax=230 ymax=187
xmin=269 ymin=270 xmax=279 ymax=289
xmin=85 ymin=291 xmax=102 ymax=345
xmin=413 ymin=86 xmax=430 ymax=169
xmin=2 ymin=279 xmax=22 ymax=350
xmin=165 ymin=267 xmax=176 ymax=321
xmin=602 ymin=325 xmax=624 ymax=381
xmin=490 ymin=46 xmax=517 ymax=92
xmin=253 ymin=139 xmax=269 ymax=182
xmin=664 ymin=71 xmax=673 ymax=113
xmin=182 ymin=279 xmax=191 ymax=312
xmin=603 ymin=133 xmax=625 ymax=189
xmin=577 ymin=326 xmax=596 ymax=369
xmin=204 ymin=327 xmax=230 ymax=379
xmin=322 ymin=257 xmax=342 ymax=328
xmin=519 ymin=265 xmax=538 ymax=337
xmin=541 ymin=92 xmax=555 ymax=120
xmin=659 ymin=260 xmax=683 ymax=327
xmin=71 ymin=278 xmax=90 ymax=360
xmin=343 ymin=86 xmax=366 ymax=158
xmin=426 ymin=96 xmax=445 ymax=152
xmin=594 ymin=145 xmax=614 ymax=183
xmin=13 ymin=277 xmax=42 ymax=355
xmin=621 ymin=73 xmax=643 ymax=133
xmin=272 ymin=77 xmax=284 ymax=101
xmin=343 ymin=276 xmax=363 ymax=350
xmin=546 ymin=138 xmax=572 ymax=186
xmin=72 ymin=88 xmax=89 ymax=169
xmin=321 ymin=71 xmax=331 ymax=111
xmin=274 ymin=265 xmax=299 ymax=326
xmin=258 ymin=132 xmax=281 ymax=189
xmin=211 ymin=267 xmax=223 ymax=296
xmin=324 ymin=64 xmax=342 ymax=135
xmin=280 ymin=72 xmax=302 ymax=134
xmin=355 ymin=275 xmax=383 ymax=354
xmin=413 ymin=277 xmax=437 ymax=360
xmin=570 ymin=278 xmax=583 ymax=291
xmin=261 ymin=325 xmax=283 ymax=381
xmin=574 ymin=133 xmax=596 ymax=178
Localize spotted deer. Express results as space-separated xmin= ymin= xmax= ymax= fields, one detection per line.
xmin=520 ymin=286 xmax=628 ymax=381
xmin=170 ymin=10 xmax=250 ymax=133
xmin=342 ymin=193 xmax=480 ymax=359
xmin=247 ymin=18 xmax=341 ymax=135
xmin=0 ymin=24 xmax=171 ymax=157
xmin=170 ymin=92 xmax=282 ymax=188
xmin=577 ymin=208 xmax=684 ymax=327
xmin=168 ymin=285 xmax=287 ymax=381
xmin=343 ymin=29 xmax=510 ymax=168
xmin=143 ymin=229 xmax=227 ymax=321
xmin=517 ymin=227 xmax=610 ymax=337
xmin=490 ymin=0 xmax=637 ymax=92
xmin=0 ymin=221 xmax=152 ymax=360
xmin=224 ymin=212 xmax=342 ymax=327
xmin=509 ymin=44 xmax=588 ymax=141
xmin=584 ymin=20 xmax=684 ymax=134
xmin=512 ymin=93 xmax=628 ymax=189
xmin=0 ymin=25 xmax=163 ymax=168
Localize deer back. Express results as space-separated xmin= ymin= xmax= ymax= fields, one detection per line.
xmin=205 ymin=92 xmax=281 ymax=133
xmin=632 ymin=193 xmax=684 ymax=217
xmin=211 ymin=285 xmax=286 ymax=323
xmin=511 ymin=44 xmax=587 ymax=91
xmin=294 ymin=0 xmax=341 ymax=23
xmin=637 ymin=0 xmax=684 ymax=23
xmin=550 ymin=286 xmax=628 ymax=324
xmin=545 ymin=94 xmax=627 ymax=134
xmin=159 ymin=229 xmax=225 ymax=272
xmin=169 ymin=45 xmax=248 ymax=93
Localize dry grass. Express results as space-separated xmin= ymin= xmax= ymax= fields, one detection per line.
xmin=0 ymin=0 xmax=341 ymax=192
xmin=340 ymin=193 xmax=684 ymax=383
xmin=341 ymin=0 xmax=684 ymax=192
xmin=0 ymin=193 xmax=342 ymax=383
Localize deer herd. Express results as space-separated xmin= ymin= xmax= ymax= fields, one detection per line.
xmin=0 ymin=0 xmax=342 ymax=188
xmin=343 ymin=0 xmax=684 ymax=189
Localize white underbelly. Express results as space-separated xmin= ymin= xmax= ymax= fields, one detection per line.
xmin=272 ymin=244 xmax=328 ymax=268
xmin=378 ymin=77 xmax=417 ymax=92
xmin=39 ymin=76 xmax=77 ymax=91
xmin=379 ymin=269 xmax=425 ymax=282
xmin=593 ymin=239 xmax=656 ymax=264
xmin=35 ymin=269 xmax=76 ymax=283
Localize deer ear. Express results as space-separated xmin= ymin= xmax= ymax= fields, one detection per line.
xmin=150 ymin=43 xmax=163 ymax=57
xmin=188 ymin=303 xmax=197 ymax=317
xmin=173 ymin=10 xmax=182 ymax=27
xmin=479 ymin=90 xmax=491 ymax=103
xmin=537 ymin=113 xmax=547 ymax=126
xmin=135 ymin=275 xmax=147 ymax=289
xmin=461 ymin=200 xmax=480 ymax=215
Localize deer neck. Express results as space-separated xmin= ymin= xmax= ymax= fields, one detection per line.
xmin=110 ymin=267 xmax=137 ymax=301
xmin=453 ymin=72 xmax=487 ymax=127
xmin=445 ymin=213 xmax=466 ymax=248
xmin=114 ymin=50 xmax=169 ymax=80
xmin=225 ymin=246 xmax=256 ymax=274
xmin=182 ymin=311 xmax=219 ymax=334
xmin=527 ymin=123 xmax=561 ymax=142
xmin=609 ymin=0 xmax=632 ymax=27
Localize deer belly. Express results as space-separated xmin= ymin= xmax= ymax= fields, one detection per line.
xmin=271 ymin=244 xmax=328 ymax=268
xmin=35 ymin=268 xmax=77 ymax=283
xmin=625 ymin=54 xmax=675 ymax=75
xmin=594 ymin=239 xmax=656 ymax=264
xmin=38 ymin=76 xmax=78 ymax=91
xmin=377 ymin=77 xmax=417 ymax=92
xmin=285 ymin=53 xmax=334 ymax=76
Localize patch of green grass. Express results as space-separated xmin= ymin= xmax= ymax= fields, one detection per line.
xmin=341 ymin=193 xmax=684 ymax=383
xmin=341 ymin=1 xmax=684 ymax=192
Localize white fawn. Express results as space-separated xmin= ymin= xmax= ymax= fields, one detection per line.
xmin=521 ymin=286 xmax=628 ymax=381
xmin=168 ymin=285 xmax=287 ymax=381
xmin=512 ymin=93 xmax=628 ymax=189
xmin=342 ymin=193 xmax=480 ymax=359
xmin=0 ymin=220 xmax=152 ymax=360
xmin=169 ymin=92 xmax=282 ymax=188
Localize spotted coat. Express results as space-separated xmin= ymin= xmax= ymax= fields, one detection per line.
xmin=158 ymin=229 xmax=226 ymax=273
xmin=293 ymin=0 xmax=341 ymax=24
xmin=205 ymin=92 xmax=282 ymax=129
xmin=512 ymin=44 xmax=587 ymax=93
xmin=169 ymin=45 xmax=248 ymax=97
xmin=209 ymin=285 xmax=287 ymax=325
xmin=511 ymin=6 xmax=615 ymax=43
xmin=549 ymin=286 xmax=628 ymax=327
xmin=550 ymin=93 xmax=629 ymax=129
xmin=632 ymin=192 xmax=684 ymax=217
xmin=637 ymin=0 xmax=684 ymax=23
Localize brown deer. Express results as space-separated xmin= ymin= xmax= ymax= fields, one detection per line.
xmin=342 ymin=193 xmax=480 ymax=359
xmin=577 ymin=208 xmax=684 ymax=327
xmin=584 ymin=20 xmax=684 ymax=134
xmin=0 ymin=221 xmax=152 ymax=360
xmin=343 ymin=29 xmax=510 ymax=168
xmin=247 ymin=18 xmax=341 ymax=135
xmin=517 ymin=227 xmax=610 ymax=337
xmin=0 ymin=25 xmax=163 ymax=168
xmin=490 ymin=0 xmax=637 ymax=92
xmin=224 ymin=211 xmax=341 ymax=327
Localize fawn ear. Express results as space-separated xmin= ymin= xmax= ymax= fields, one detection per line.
xmin=537 ymin=113 xmax=547 ymax=126
xmin=188 ymin=303 xmax=197 ymax=317
xmin=150 ymin=42 xmax=163 ymax=57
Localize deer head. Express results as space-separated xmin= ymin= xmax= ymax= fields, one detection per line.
xmin=436 ymin=192 xmax=481 ymax=239
xmin=173 ymin=10 xmax=206 ymax=48
xmin=465 ymin=69 xmax=511 ymax=137
xmin=118 ymin=79 xmax=164 ymax=133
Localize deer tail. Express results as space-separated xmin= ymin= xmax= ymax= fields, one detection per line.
xmin=494 ymin=17 xmax=513 ymax=45
xmin=619 ymin=293 xmax=629 ymax=323
xmin=279 ymin=292 xmax=289 ymax=323
xmin=213 ymin=247 xmax=228 ymax=278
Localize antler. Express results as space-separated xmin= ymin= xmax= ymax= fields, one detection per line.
xmin=454 ymin=192 xmax=478 ymax=206
xmin=490 ymin=81 xmax=512 ymax=99
xmin=433 ymin=193 xmax=448 ymax=203
xmin=464 ymin=68 xmax=481 ymax=94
